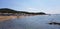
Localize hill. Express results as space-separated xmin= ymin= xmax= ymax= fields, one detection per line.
xmin=0 ymin=8 xmax=46 ymax=15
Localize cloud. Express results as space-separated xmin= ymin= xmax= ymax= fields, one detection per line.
xmin=27 ymin=8 xmax=39 ymax=12
xmin=28 ymin=8 xmax=37 ymax=10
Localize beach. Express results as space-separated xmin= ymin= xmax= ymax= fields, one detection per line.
xmin=0 ymin=16 xmax=26 ymax=21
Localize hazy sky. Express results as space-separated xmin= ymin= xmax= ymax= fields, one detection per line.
xmin=0 ymin=0 xmax=60 ymax=14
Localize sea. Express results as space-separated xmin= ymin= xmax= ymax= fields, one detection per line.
xmin=0 ymin=14 xmax=60 ymax=29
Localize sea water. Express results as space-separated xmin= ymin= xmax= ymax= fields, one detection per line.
xmin=0 ymin=14 xmax=60 ymax=29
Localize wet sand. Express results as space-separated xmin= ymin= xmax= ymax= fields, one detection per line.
xmin=0 ymin=16 xmax=26 ymax=21
xmin=0 ymin=15 xmax=37 ymax=21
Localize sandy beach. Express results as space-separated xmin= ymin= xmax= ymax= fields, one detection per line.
xmin=0 ymin=16 xmax=26 ymax=21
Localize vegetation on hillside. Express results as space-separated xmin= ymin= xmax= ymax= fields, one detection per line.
xmin=0 ymin=8 xmax=46 ymax=15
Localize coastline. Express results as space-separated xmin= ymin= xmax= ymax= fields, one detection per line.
xmin=0 ymin=16 xmax=26 ymax=21
xmin=0 ymin=14 xmax=48 ymax=21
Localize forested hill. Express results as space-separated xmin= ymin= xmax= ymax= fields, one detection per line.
xmin=0 ymin=8 xmax=46 ymax=15
xmin=0 ymin=8 xmax=28 ymax=13
xmin=0 ymin=8 xmax=18 ymax=13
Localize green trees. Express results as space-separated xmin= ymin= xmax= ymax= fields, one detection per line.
xmin=0 ymin=8 xmax=46 ymax=15
xmin=0 ymin=8 xmax=17 ymax=13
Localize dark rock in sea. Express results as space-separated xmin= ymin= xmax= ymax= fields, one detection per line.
xmin=48 ymin=22 xmax=60 ymax=25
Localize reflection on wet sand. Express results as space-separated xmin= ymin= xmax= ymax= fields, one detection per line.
xmin=0 ymin=16 xmax=26 ymax=21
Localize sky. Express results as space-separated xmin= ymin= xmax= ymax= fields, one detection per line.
xmin=0 ymin=0 xmax=60 ymax=14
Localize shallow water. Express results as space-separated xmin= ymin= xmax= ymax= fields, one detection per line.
xmin=0 ymin=14 xmax=60 ymax=29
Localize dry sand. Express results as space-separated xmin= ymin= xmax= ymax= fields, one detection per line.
xmin=0 ymin=15 xmax=36 ymax=21
xmin=0 ymin=16 xmax=26 ymax=21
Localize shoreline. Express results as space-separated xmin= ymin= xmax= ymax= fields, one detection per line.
xmin=0 ymin=15 xmax=36 ymax=22
xmin=0 ymin=16 xmax=27 ymax=21
xmin=0 ymin=15 xmax=47 ymax=21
